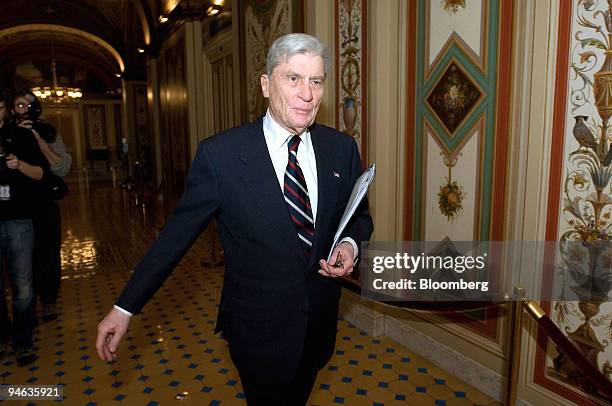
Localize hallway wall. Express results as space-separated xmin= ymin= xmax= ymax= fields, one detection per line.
xmin=332 ymin=1 xmax=612 ymax=405
xmin=42 ymin=107 xmax=83 ymax=170
xmin=42 ymin=100 xmax=121 ymax=173
xmin=515 ymin=1 xmax=612 ymax=405
xmin=330 ymin=1 xmax=511 ymax=402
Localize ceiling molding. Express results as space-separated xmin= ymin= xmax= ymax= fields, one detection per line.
xmin=0 ymin=24 xmax=125 ymax=72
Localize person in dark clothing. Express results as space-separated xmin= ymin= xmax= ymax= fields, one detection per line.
xmin=96 ymin=34 xmax=373 ymax=404
xmin=13 ymin=91 xmax=71 ymax=322
xmin=12 ymin=92 xmax=56 ymax=142
xmin=0 ymin=92 xmax=49 ymax=366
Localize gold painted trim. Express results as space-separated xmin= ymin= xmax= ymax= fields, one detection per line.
xmin=488 ymin=1 xmax=506 ymax=240
xmin=420 ymin=116 xmax=429 ymax=240
xmin=474 ymin=117 xmax=485 ymax=240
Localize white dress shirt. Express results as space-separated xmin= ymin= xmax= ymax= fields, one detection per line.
xmin=263 ymin=111 xmax=319 ymax=219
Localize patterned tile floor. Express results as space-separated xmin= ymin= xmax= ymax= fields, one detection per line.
xmin=0 ymin=182 xmax=500 ymax=405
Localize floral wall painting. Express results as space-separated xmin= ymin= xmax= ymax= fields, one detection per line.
xmin=438 ymin=152 xmax=465 ymax=220
xmin=426 ymin=60 xmax=483 ymax=135
xmin=537 ymin=1 xmax=612 ymax=403
xmin=84 ymin=105 xmax=107 ymax=150
xmin=443 ymin=0 xmax=467 ymax=15
xmin=336 ymin=0 xmax=367 ymax=158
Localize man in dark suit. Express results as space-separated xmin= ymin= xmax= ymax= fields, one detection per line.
xmin=96 ymin=33 xmax=373 ymax=405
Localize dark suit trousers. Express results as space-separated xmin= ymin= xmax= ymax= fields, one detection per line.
xmin=235 ymin=314 xmax=323 ymax=406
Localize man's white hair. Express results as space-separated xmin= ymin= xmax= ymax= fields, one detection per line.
xmin=266 ymin=33 xmax=331 ymax=77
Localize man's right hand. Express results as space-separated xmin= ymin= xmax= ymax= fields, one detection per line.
xmin=96 ymin=308 xmax=131 ymax=362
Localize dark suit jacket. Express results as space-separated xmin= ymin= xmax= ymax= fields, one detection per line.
xmin=116 ymin=117 xmax=373 ymax=386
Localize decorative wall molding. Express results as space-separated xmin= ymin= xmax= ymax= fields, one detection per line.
xmin=83 ymin=104 xmax=107 ymax=150
xmin=335 ymin=0 xmax=367 ymax=160
xmin=403 ymin=0 xmax=513 ymax=342
xmin=537 ymin=1 xmax=612 ymax=404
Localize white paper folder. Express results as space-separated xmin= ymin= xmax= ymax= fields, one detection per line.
xmin=327 ymin=163 xmax=376 ymax=262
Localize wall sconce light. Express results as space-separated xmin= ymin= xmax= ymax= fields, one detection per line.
xmin=206 ymin=5 xmax=222 ymax=16
xmin=115 ymin=73 xmax=122 ymax=78
xmin=137 ymin=47 xmax=145 ymax=54
xmin=159 ymin=14 xmax=169 ymax=23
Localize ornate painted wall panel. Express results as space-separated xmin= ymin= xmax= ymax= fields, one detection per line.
xmin=404 ymin=0 xmax=513 ymax=339
xmin=538 ymin=1 xmax=612 ymax=404
xmin=83 ymin=104 xmax=107 ymax=150
xmin=335 ymin=0 xmax=367 ymax=159
xmin=240 ymin=0 xmax=303 ymax=122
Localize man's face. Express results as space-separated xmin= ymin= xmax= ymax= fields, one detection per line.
xmin=260 ymin=53 xmax=325 ymax=135
xmin=13 ymin=96 xmax=29 ymax=117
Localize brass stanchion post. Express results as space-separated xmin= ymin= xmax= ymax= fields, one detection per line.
xmin=506 ymin=286 xmax=525 ymax=406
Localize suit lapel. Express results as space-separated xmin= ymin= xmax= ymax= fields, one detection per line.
xmin=239 ymin=118 xmax=308 ymax=263
xmin=309 ymin=124 xmax=339 ymax=270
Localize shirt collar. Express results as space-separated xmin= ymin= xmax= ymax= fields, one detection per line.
xmin=263 ymin=109 xmax=311 ymax=154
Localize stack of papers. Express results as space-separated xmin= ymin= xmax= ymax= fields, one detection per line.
xmin=327 ymin=163 xmax=376 ymax=262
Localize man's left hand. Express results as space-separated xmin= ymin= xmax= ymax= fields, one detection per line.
xmin=6 ymin=154 xmax=20 ymax=170
xmin=318 ymin=242 xmax=354 ymax=278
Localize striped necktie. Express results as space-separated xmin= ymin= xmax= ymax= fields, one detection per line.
xmin=284 ymin=135 xmax=315 ymax=256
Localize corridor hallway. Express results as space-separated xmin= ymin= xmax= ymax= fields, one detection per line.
xmin=1 ymin=182 xmax=499 ymax=405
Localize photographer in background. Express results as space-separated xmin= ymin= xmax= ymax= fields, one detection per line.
xmin=13 ymin=91 xmax=71 ymax=322
xmin=0 ymin=90 xmax=48 ymax=366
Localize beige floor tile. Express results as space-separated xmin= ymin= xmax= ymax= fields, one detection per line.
xmin=351 ymin=374 xmax=379 ymax=390
xmin=329 ymin=381 xmax=358 ymax=397
xmin=144 ymin=373 xmax=173 ymax=389
xmin=388 ymin=379 xmax=416 ymax=395
xmin=427 ymin=383 xmax=457 ymax=400
xmin=409 ymin=372 xmax=436 ymax=387
xmin=89 ymin=386 xmax=121 ymax=403
xmin=446 ymin=398 xmax=478 ymax=406
xmin=308 ymin=388 xmax=336 ymax=404
xmin=366 ymin=387 xmax=397 ymax=403
xmin=371 ymin=367 xmax=400 ymax=382
xmin=342 ymin=394 xmax=373 ymax=405
xmin=465 ymin=388 xmax=496 ymax=404
xmin=64 ymin=393 xmax=94 ymax=404
xmin=405 ymin=391 xmax=437 ymax=405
